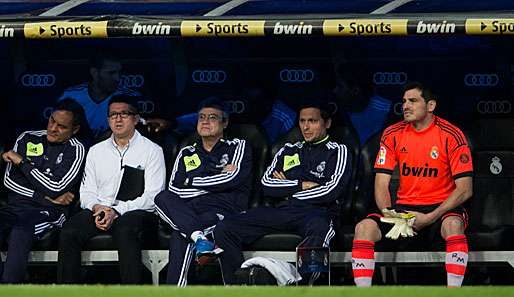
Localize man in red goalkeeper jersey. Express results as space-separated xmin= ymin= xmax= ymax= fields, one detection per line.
xmin=352 ymin=82 xmax=473 ymax=287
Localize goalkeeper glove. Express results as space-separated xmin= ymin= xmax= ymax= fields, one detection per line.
xmin=380 ymin=208 xmax=416 ymax=240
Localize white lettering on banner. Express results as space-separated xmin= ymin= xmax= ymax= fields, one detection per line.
xmin=273 ymin=22 xmax=313 ymax=35
xmin=416 ymin=21 xmax=456 ymax=34
xmin=132 ymin=22 xmax=172 ymax=35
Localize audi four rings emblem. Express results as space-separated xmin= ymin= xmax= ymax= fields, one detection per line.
xmin=476 ymin=100 xmax=512 ymax=114
xmin=225 ymin=100 xmax=246 ymax=114
xmin=393 ymin=102 xmax=403 ymax=116
xmin=137 ymin=101 xmax=155 ymax=114
xmin=21 ymin=74 xmax=56 ymax=87
xmin=373 ymin=72 xmax=408 ymax=85
xmin=279 ymin=69 xmax=314 ymax=83
xmin=43 ymin=107 xmax=54 ymax=119
xmin=192 ymin=70 xmax=227 ymax=83
xmin=464 ymin=74 xmax=499 ymax=87
xmin=119 ymin=75 xmax=145 ymax=88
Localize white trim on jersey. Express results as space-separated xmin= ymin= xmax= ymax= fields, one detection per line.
xmin=293 ymin=142 xmax=348 ymax=200
xmin=191 ymin=139 xmax=246 ymax=186
xmin=29 ymin=137 xmax=85 ymax=192
xmin=261 ymin=142 xmax=302 ymax=187
xmin=3 ymin=130 xmax=46 ymax=198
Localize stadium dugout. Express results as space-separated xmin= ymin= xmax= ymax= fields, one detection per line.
xmin=1 ymin=0 xmax=514 ymax=285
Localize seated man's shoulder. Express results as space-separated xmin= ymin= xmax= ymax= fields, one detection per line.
xmin=18 ymin=130 xmax=47 ymax=140
xmin=137 ymin=134 xmax=163 ymax=153
xmin=61 ymin=82 xmax=88 ymax=95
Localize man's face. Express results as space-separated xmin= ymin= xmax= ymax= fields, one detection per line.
xmin=92 ymin=59 xmax=122 ymax=94
xmin=46 ymin=110 xmax=78 ymax=143
xmin=197 ymin=107 xmax=226 ymax=139
xmin=402 ymin=88 xmax=435 ymax=123
xmin=108 ymin=102 xmax=138 ymax=138
xmin=299 ymin=107 xmax=331 ymax=143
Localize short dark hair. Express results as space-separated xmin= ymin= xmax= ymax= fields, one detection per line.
xmin=108 ymin=95 xmax=139 ymax=115
xmin=197 ymin=96 xmax=229 ymax=121
xmin=403 ymin=81 xmax=436 ymax=102
xmin=297 ymin=91 xmax=334 ymax=121
xmin=54 ymin=98 xmax=86 ymax=127
xmin=89 ymin=51 xmax=120 ymax=70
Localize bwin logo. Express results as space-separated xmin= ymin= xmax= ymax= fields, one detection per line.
xmin=416 ymin=21 xmax=456 ymax=34
xmin=0 ymin=25 xmax=14 ymax=38
xmin=132 ymin=22 xmax=172 ymax=35
xmin=273 ymin=21 xmax=313 ymax=35
xmin=401 ymin=162 xmax=439 ymax=177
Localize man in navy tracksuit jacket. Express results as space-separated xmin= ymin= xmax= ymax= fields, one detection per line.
xmin=0 ymin=99 xmax=86 ymax=283
xmin=214 ymin=102 xmax=352 ymax=284
xmin=154 ymin=98 xmax=252 ymax=286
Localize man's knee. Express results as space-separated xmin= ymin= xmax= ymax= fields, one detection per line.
xmin=441 ymin=216 xmax=465 ymax=239
xmin=354 ymin=218 xmax=381 ymax=241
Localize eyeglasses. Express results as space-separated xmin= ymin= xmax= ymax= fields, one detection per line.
xmin=198 ymin=113 xmax=223 ymax=122
xmin=108 ymin=111 xmax=136 ymax=120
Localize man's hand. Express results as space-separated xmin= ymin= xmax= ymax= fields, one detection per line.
xmin=93 ymin=207 xmax=118 ymax=231
xmin=2 ymin=150 xmax=23 ymax=165
xmin=45 ymin=192 xmax=75 ymax=205
xmin=408 ymin=211 xmax=435 ymax=231
xmin=301 ymin=181 xmax=319 ymax=190
xmin=145 ymin=118 xmax=170 ymax=133
xmin=380 ymin=208 xmax=417 ymax=240
xmin=272 ymin=171 xmax=287 ymax=180
xmin=222 ymin=164 xmax=236 ymax=173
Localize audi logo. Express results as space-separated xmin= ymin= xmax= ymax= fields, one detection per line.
xmin=373 ymin=72 xmax=408 ymax=85
xmin=393 ymin=102 xmax=403 ymax=116
xmin=224 ymin=100 xmax=246 ymax=114
xmin=191 ymin=70 xmax=227 ymax=84
xmin=137 ymin=100 xmax=155 ymax=114
xmin=464 ymin=73 xmax=499 ymax=87
xmin=21 ymin=74 xmax=56 ymax=87
xmin=476 ymin=100 xmax=512 ymax=114
xmin=119 ymin=74 xmax=145 ymax=88
xmin=43 ymin=106 xmax=54 ymax=119
xmin=279 ymin=69 xmax=314 ymax=83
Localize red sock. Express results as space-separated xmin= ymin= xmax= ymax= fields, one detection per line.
xmin=446 ymin=234 xmax=468 ymax=287
xmin=352 ymin=240 xmax=375 ymax=287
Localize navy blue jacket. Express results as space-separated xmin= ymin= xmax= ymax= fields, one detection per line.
xmin=3 ymin=130 xmax=86 ymax=208
xmin=261 ymin=135 xmax=352 ymax=215
xmin=168 ymin=138 xmax=252 ymax=212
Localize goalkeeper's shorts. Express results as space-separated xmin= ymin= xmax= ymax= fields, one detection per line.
xmin=366 ymin=204 xmax=468 ymax=244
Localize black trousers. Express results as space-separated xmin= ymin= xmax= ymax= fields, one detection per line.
xmin=57 ymin=209 xmax=156 ymax=284
xmin=154 ymin=190 xmax=240 ymax=286
xmin=213 ymin=205 xmax=335 ymax=284
xmin=0 ymin=200 xmax=64 ymax=283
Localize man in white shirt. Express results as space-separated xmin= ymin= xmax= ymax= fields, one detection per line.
xmin=57 ymin=95 xmax=166 ymax=284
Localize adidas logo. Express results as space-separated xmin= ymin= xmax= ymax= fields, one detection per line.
xmin=287 ymin=160 xmax=296 ymax=166
xmin=187 ymin=160 xmax=196 ymax=166
xmin=400 ymin=147 xmax=408 ymax=153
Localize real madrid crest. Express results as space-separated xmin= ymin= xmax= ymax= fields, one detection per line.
xmin=490 ymin=156 xmax=502 ymax=175
xmin=316 ymin=161 xmax=326 ymax=173
xmin=56 ymin=153 xmax=63 ymax=164
xmin=430 ymin=146 xmax=439 ymax=160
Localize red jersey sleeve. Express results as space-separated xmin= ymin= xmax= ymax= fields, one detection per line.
xmin=447 ymin=130 xmax=473 ymax=179
xmin=374 ymin=130 xmax=397 ymax=174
